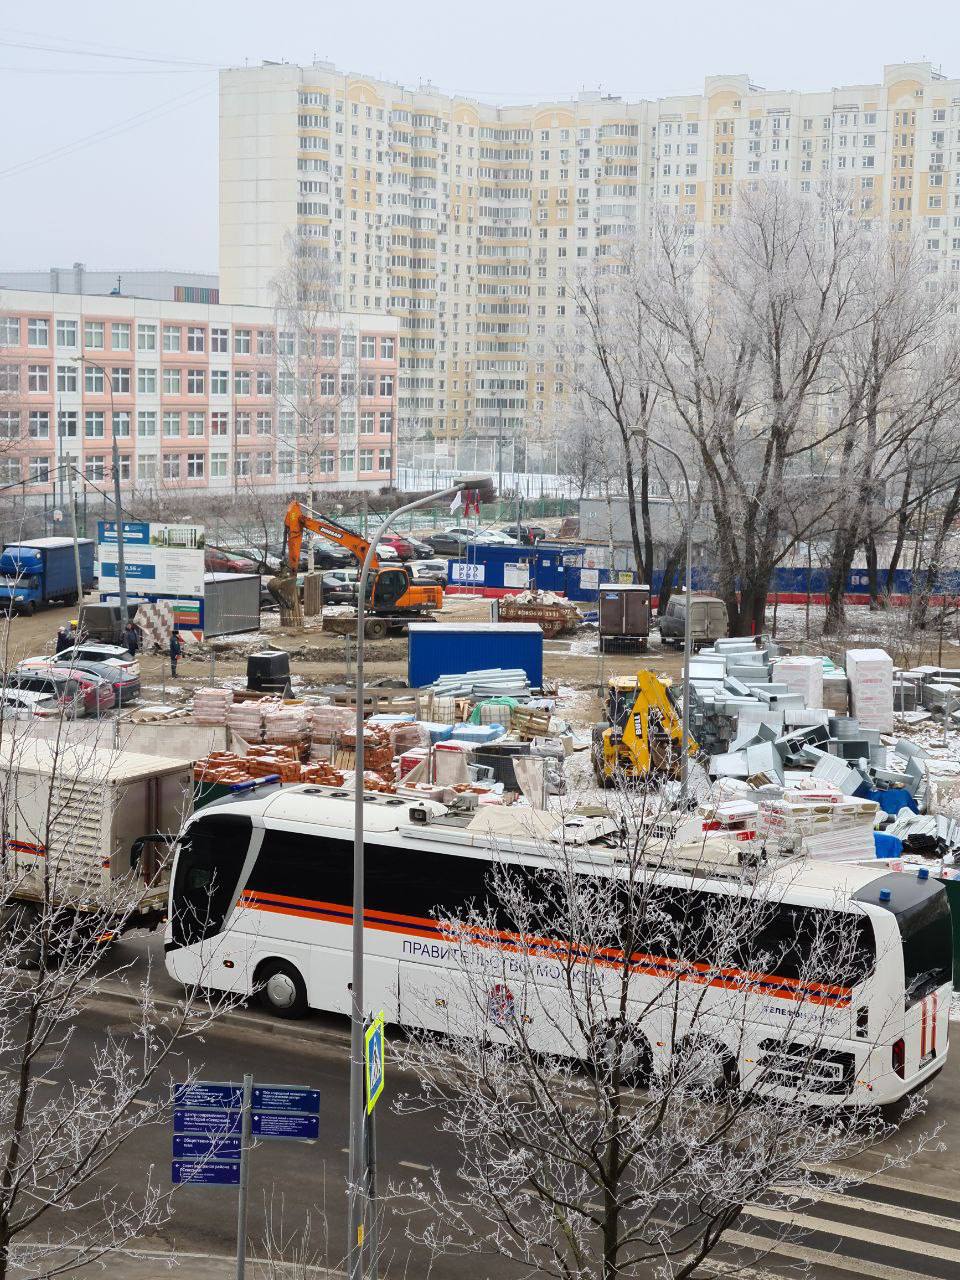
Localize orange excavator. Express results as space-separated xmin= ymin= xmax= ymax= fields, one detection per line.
xmin=268 ymin=500 xmax=443 ymax=637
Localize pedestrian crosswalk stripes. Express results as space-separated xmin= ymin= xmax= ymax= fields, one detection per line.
xmin=740 ymin=1203 xmax=960 ymax=1265
xmin=721 ymin=1227 xmax=923 ymax=1280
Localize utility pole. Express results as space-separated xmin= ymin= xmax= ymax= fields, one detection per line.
xmin=74 ymin=357 xmax=128 ymax=619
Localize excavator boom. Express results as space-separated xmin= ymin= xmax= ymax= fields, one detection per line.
xmin=283 ymin=500 xmax=377 ymax=572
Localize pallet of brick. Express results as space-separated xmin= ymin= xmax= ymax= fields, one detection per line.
xmin=264 ymin=707 xmax=310 ymax=752
xmin=227 ymin=701 xmax=272 ymax=742
xmin=301 ymin=762 xmax=346 ymax=786
xmin=845 ymin=649 xmax=894 ymax=734
xmin=310 ymin=705 xmax=356 ymax=743
xmin=193 ymin=688 xmax=233 ymax=725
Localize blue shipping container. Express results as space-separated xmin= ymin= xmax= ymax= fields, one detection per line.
xmin=447 ymin=544 xmax=584 ymax=592
xmin=408 ymin=623 xmax=544 ymax=688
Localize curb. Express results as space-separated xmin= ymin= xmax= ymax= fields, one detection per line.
xmin=89 ymin=981 xmax=352 ymax=1053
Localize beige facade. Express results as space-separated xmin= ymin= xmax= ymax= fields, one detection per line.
xmin=220 ymin=60 xmax=960 ymax=451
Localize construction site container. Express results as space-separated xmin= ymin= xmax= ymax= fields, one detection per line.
xmin=599 ymin=584 xmax=651 ymax=652
xmin=203 ymin=572 xmax=261 ymax=637
xmin=408 ymin=623 xmax=544 ymax=688
xmin=447 ymin=544 xmax=584 ymax=594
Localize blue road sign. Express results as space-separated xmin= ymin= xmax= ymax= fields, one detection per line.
xmin=251 ymin=1111 xmax=319 ymax=1140
xmin=172 ymin=1159 xmax=241 ymax=1186
xmin=173 ymin=1109 xmax=242 ymax=1136
xmin=365 ymin=1012 xmax=385 ymax=1114
xmin=174 ymin=1082 xmax=244 ymax=1110
xmin=173 ymin=1134 xmax=241 ymax=1160
xmin=252 ymin=1086 xmax=321 ymax=1114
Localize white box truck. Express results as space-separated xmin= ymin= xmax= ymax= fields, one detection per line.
xmin=0 ymin=739 xmax=194 ymax=932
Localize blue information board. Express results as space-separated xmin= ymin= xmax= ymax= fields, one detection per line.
xmin=251 ymin=1112 xmax=319 ymax=1140
xmin=173 ymin=1109 xmax=242 ymax=1136
xmin=172 ymin=1159 xmax=241 ymax=1186
xmin=174 ymin=1083 xmax=244 ymax=1110
xmin=173 ymin=1134 xmax=241 ymax=1160
xmin=252 ymin=1086 xmax=320 ymax=1114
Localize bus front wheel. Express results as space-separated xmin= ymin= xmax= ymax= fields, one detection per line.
xmin=256 ymin=959 xmax=308 ymax=1019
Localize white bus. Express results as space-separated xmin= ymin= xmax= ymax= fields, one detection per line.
xmin=164 ymin=785 xmax=951 ymax=1106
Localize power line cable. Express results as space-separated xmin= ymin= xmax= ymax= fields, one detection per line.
xmin=0 ymin=31 xmax=218 ymax=68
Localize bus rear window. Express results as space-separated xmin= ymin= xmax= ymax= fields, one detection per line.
xmin=899 ymin=894 xmax=952 ymax=1007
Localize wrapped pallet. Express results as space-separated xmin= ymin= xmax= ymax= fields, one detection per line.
xmin=845 ymin=649 xmax=894 ymax=734
xmin=771 ymin=656 xmax=823 ymax=709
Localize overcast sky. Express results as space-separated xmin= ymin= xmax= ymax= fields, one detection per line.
xmin=1 ymin=0 xmax=953 ymax=274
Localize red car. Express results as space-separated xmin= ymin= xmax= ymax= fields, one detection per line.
xmin=205 ymin=546 xmax=258 ymax=574
xmin=8 ymin=666 xmax=116 ymax=717
xmin=379 ymin=534 xmax=416 ymax=561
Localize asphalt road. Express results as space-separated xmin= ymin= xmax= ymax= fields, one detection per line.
xmin=7 ymin=930 xmax=943 ymax=1279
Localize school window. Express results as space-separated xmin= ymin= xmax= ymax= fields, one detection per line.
xmin=320 ymin=333 xmax=337 ymax=358
xmin=319 ymin=411 xmax=335 ymax=435
xmin=318 ymin=449 xmax=335 ymax=473
xmin=256 ymin=411 xmax=272 ymax=435
xmin=84 ymin=320 xmax=104 ymax=350
xmin=278 ymin=452 xmax=294 ymax=477
xmin=234 ymin=453 xmax=251 ymax=477
xmin=358 ymin=448 xmax=374 ymax=471
xmin=187 ymin=452 xmax=205 ymax=478
xmin=234 ymin=329 xmax=251 ymax=355
xmin=162 ymin=325 xmax=181 ymax=352
xmin=339 ymin=448 xmax=355 ymax=472
xmin=112 ymin=411 xmax=131 ymax=438
xmin=163 ymin=412 xmax=181 ymax=438
xmin=378 ymin=448 xmax=391 ymax=470
xmin=340 ymin=373 xmax=355 ymax=396
xmin=210 ymin=411 xmax=228 ymax=437
xmin=341 ymin=334 xmax=356 ymax=358
xmin=319 ymin=373 xmax=336 ymax=395
xmin=235 ymin=412 xmax=251 ymax=436
xmin=257 ymin=330 xmax=273 ymax=356
xmin=210 ymin=452 xmax=228 ymax=478
xmin=187 ymin=412 xmax=205 ymax=437
xmin=84 ymin=411 xmax=105 ymax=438
xmin=162 ymin=453 xmax=181 ymax=481
xmin=210 ymin=327 xmax=229 ymax=353
xmin=137 ymin=455 xmax=157 ymax=482
xmin=360 ymin=374 xmax=376 ymax=396
xmin=137 ymin=323 xmax=157 ymax=352
xmin=111 ymin=323 xmax=130 ymax=351
xmin=84 ymin=456 xmax=105 ymax=482
xmin=256 ymin=370 xmax=272 ymax=396
xmin=379 ymin=374 xmax=393 ymax=397
xmin=278 ymin=331 xmax=296 ymax=356
xmin=27 ymin=364 xmax=49 ymax=392
xmin=361 ymin=335 xmax=376 ymax=358
xmin=84 ymin=365 xmax=103 ymax=393
xmin=137 ymin=410 xmax=157 ymax=437
xmin=234 ymin=370 xmax=251 ymax=396
xmin=360 ymin=411 xmax=375 ymax=434
xmin=56 ymin=364 xmax=77 ymax=393
xmin=55 ymin=319 xmax=77 ymax=347
xmin=136 ymin=367 xmax=156 ymax=394
xmin=58 ymin=410 xmax=78 ymax=438
xmin=27 ymin=318 xmax=48 ymax=347
xmin=0 ymin=412 xmax=18 ymax=437
xmin=29 ymin=457 xmax=49 ymax=484
xmin=117 ymin=455 xmax=131 ymax=482
xmin=210 ymin=369 xmax=229 ymax=395
xmin=187 ymin=326 xmax=205 ymax=353
xmin=163 ymin=367 xmax=181 ymax=394
xmin=187 ymin=368 xmax=205 ymax=394
xmin=380 ymin=336 xmax=394 ymax=360
xmin=379 ymin=410 xmax=393 ymax=434
xmin=0 ymin=316 xmax=20 ymax=345
xmin=256 ymin=451 xmax=273 ymax=476
xmin=278 ymin=409 xmax=296 ymax=435
xmin=28 ymin=411 xmax=49 ymax=438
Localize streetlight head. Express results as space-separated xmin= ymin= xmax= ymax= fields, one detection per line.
xmin=453 ymin=475 xmax=496 ymax=503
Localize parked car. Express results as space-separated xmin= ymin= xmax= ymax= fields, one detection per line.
xmin=6 ymin=667 xmax=115 ymax=717
xmin=423 ymin=528 xmax=479 ymax=557
xmin=54 ymin=642 xmax=139 ymax=671
xmin=379 ymin=534 xmax=417 ymax=561
xmin=299 ymin=540 xmax=354 ymax=571
xmin=0 ymin=688 xmax=63 ymax=720
xmin=34 ymin=658 xmax=141 ymax=706
xmin=408 ymin=558 xmax=448 ymax=587
xmin=205 ymin=546 xmax=259 ymax=574
xmin=403 ymin=535 xmax=435 ymax=559
xmin=503 ymin=523 xmax=548 ymax=545
xmin=322 ymin=569 xmax=359 ymax=604
xmin=658 ymin=595 xmax=729 ymax=650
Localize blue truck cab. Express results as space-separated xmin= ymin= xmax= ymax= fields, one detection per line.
xmin=0 ymin=537 xmax=95 ymax=615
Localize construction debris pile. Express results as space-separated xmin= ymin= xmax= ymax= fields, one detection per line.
xmin=497 ymin=592 xmax=582 ymax=638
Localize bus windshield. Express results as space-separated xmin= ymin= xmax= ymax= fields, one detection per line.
xmin=170 ymin=814 xmax=253 ymax=948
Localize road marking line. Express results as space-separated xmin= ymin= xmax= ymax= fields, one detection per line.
xmin=741 ymin=1204 xmax=960 ymax=1264
xmin=722 ymin=1227 xmax=926 ymax=1280
xmin=809 ymin=1163 xmax=958 ymax=1204
xmin=398 ymin=1160 xmax=431 ymax=1172
xmin=773 ymin=1187 xmax=960 ymax=1234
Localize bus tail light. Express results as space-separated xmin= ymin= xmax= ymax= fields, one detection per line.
xmin=892 ymin=1038 xmax=906 ymax=1079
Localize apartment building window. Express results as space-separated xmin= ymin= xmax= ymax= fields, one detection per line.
xmin=0 ymin=317 xmax=19 ymax=345
xmin=234 ymin=370 xmax=251 ymax=396
xmin=278 ymin=331 xmax=295 ymax=357
xmin=210 ymin=411 xmax=228 ymax=436
xmin=111 ymin=323 xmax=130 ymax=351
xmin=358 ymin=448 xmax=374 ymax=472
xmin=234 ymin=329 xmax=251 ymax=355
xmin=84 ymin=411 xmax=105 ymax=438
xmin=211 ymin=327 xmax=228 ymax=353
xmin=256 ymin=451 xmax=273 ymax=476
xmin=29 ymin=457 xmax=49 ymax=484
xmin=84 ymin=456 xmax=105 ymax=482
xmin=319 ymin=373 xmax=336 ymax=396
xmin=187 ymin=368 xmax=205 ymax=394
xmin=54 ymin=318 xmax=77 ymax=348
xmin=256 ymin=411 xmax=272 ymax=435
xmin=378 ymin=448 xmax=391 ymax=471
xmin=378 ymin=374 xmax=394 ymax=397
xmin=211 ymin=369 xmax=229 ymax=395
xmin=137 ymin=410 xmax=157 ymax=437
xmin=361 ymin=336 xmax=376 ymax=358
xmin=56 ymin=364 xmax=77 ymax=393
xmin=257 ymin=330 xmax=273 ymax=356
xmin=84 ymin=365 xmax=103 ymax=393
xmin=28 ymin=411 xmax=49 ymax=438
xmin=27 ymin=318 xmax=48 ymax=347
xmin=136 ymin=367 xmax=156 ymax=394
xmin=163 ymin=412 xmax=181 ymax=438
xmin=320 ymin=333 xmax=336 ymax=358
xmin=187 ymin=326 xmax=205 ymax=353
xmin=162 ymin=453 xmax=181 ymax=481
xmin=162 ymin=325 xmax=181 ymax=352
xmin=210 ymin=452 xmax=228 ymax=478
xmin=58 ymin=410 xmax=77 ymax=438
xmin=163 ymin=367 xmax=181 ymax=394
xmin=0 ymin=411 xmax=18 ymax=438
xmin=235 ymin=412 xmax=251 ymax=436
xmin=187 ymin=453 xmax=205 ymax=479
xmin=187 ymin=412 xmax=205 ymax=437
xmin=256 ymin=370 xmax=272 ymax=396
xmin=381 ymin=336 xmax=394 ymax=359
xmin=112 ymin=411 xmax=131 ymax=438
xmin=137 ymin=455 xmax=157 ymax=482
xmin=235 ymin=453 xmax=251 ymax=478
xmin=136 ymin=323 xmax=157 ymax=352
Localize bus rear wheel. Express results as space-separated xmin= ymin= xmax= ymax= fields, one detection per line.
xmin=256 ymin=959 xmax=308 ymax=1019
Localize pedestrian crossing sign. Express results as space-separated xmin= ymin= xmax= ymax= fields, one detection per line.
xmin=365 ymin=1012 xmax=385 ymax=1114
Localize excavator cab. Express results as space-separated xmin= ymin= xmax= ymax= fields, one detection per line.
xmin=368 ymin=566 xmax=411 ymax=610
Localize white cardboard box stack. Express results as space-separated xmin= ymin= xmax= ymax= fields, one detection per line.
xmin=846 ymin=649 xmax=894 ymax=734
xmin=772 ymin=656 xmax=823 ymax=709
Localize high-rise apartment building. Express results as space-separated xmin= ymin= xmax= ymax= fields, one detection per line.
xmin=220 ymin=59 xmax=959 ymax=456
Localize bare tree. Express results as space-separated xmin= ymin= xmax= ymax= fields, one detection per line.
xmin=390 ymin=791 xmax=929 ymax=1280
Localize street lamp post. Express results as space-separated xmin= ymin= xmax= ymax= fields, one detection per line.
xmin=347 ymin=475 xmax=493 ymax=1280
xmin=74 ymin=356 xmax=128 ymax=621
xmin=636 ymin=435 xmax=693 ymax=798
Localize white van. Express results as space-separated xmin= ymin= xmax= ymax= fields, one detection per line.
xmin=658 ymin=594 xmax=729 ymax=649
